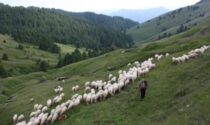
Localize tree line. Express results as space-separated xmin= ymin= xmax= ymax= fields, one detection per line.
xmin=57 ymin=48 xmax=110 ymax=67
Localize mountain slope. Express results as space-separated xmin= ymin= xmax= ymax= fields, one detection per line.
xmin=0 ymin=34 xmax=58 ymax=76
xmin=127 ymin=1 xmax=210 ymax=45
xmin=1 ymin=18 xmax=210 ymax=125
xmin=197 ymin=0 xmax=210 ymax=4
xmin=108 ymin=7 xmax=169 ymax=23
xmin=0 ymin=34 xmax=86 ymax=76
xmin=61 ymin=11 xmax=139 ymax=32
xmin=0 ymin=4 xmax=137 ymax=51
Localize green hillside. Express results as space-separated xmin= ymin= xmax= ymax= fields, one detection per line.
xmin=0 ymin=4 xmax=137 ymax=52
xmin=1 ymin=18 xmax=210 ymax=125
xmin=0 ymin=34 xmax=88 ymax=76
xmin=55 ymin=43 xmax=85 ymax=55
xmin=0 ymin=34 xmax=58 ymax=76
xmin=127 ymin=0 xmax=210 ymax=45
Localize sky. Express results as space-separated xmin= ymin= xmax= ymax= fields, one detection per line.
xmin=0 ymin=0 xmax=200 ymax=13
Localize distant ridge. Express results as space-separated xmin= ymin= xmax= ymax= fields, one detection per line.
xmin=127 ymin=0 xmax=210 ymax=44
xmin=107 ymin=7 xmax=169 ymax=23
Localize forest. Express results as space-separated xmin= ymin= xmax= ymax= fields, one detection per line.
xmin=0 ymin=4 xmax=138 ymax=53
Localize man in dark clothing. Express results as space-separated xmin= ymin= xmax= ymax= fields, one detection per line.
xmin=139 ymin=80 xmax=148 ymax=101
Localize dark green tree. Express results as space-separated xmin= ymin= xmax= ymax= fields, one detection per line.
xmin=71 ymin=48 xmax=82 ymax=62
xmin=57 ymin=48 xmax=91 ymax=67
xmin=176 ymin=24 xmax=188 ymax=34
xmin=82 ymin=52 xmax=87 ymax=59
xmin=18 ymin=44 xmax=24 ymax=50
xmin=63 ymin=53 xmax=72 ymax=65
xmin=2 ymin=53 xmax=8 ymax=60
xmin=56 ymin=60 xmax=63 ymax=68
xmin=0 ymin=65 xmax=7 ymax=78
xmin=39 ymin=61 xmax=49 ymax=72
xmin=50 ymin=44 xmax=60 ymax=53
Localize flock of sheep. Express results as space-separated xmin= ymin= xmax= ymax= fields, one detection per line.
xmin=172 ymin=45 xmax=210 ymax=64
xmin=12 ymin=45 xmax=209 ymax=125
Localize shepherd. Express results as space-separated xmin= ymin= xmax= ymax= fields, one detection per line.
xmin=139 ymin=79 xmax=148 ymax=101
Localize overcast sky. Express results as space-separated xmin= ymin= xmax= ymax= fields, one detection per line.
xmin=0 ymin=0 xmax=200 ymax=13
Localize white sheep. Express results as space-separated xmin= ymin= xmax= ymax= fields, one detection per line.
xmin=29 ymin=98 xmax=34 ymax=103
xmin=157 ymin=55 xmax=163 ymax=60
xmin=26 ymin=121 xmax=33 ymax=125
xmin=111 ymin=76 xmax=117 ymax=82
xmin=37 ymin=104 xmax=43 ymax=110
xmin=17 ymin=114 xmax=24 ymax=122
xmin=165 ymin=53 xmax=170 ymax=57
xmin=60 ymin=106 xmax=67 ymax=115
xmin=13 ymin=114 xmax=18 ymax=123
xmin=16 ymin=121 xmax=26 ymax=125
xmin=155 ymin=54 xmax=164 ymax=60
xmin=108 ymin=74 xmax=113 ymax=79
xmin=47 ymin=114 xmax=52 ymax=122
xmin=31 ymin=109 xmax=41 ymax=117
xmin=34 ymin=104 xmax=39 ymax=110
xmin=47 ymin=99 xmax=52 ymax=107
xmin=72 ymin=85 xmax=80 ymax=92
xmin=51 ymin=112 xmax=58 ymax=123
xmin=40 ymin=113 xmax=48 ymax=125
xmin=53 ymin=94 xmax=63 ymax=104
xmin=42 ymin=106 xmax=48 ymax=112
xmin=30 ymin=112 xmax=35 ymax=118
xmin=134 ymin=61 xmax=140 ymax=66
xmin=72 ymin=97 xmax=81 ymax=107
xmin=54 ymin=86 xmax=63 ymax=94
xmin=85 ymin=86 xmax=91 ymax=93
xmin=85 ymin=81 xmax=90 ymax=86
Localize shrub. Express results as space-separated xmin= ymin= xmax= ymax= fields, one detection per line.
xmin=1 ymin=90 xmax=6 ymax=95
xmin=2 ymin=53 xmax=8 ymax=60
xmin=39 ymin=60 xmax=49 ymax=72
xmin=18 ymin=44 xmax=24 ymax=50
xmin=0 ymin=65 xmax=7 ymax=78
